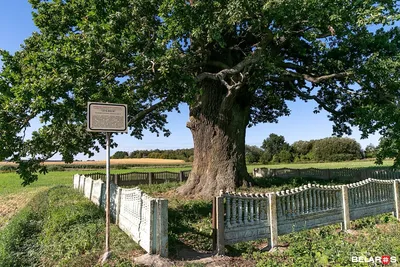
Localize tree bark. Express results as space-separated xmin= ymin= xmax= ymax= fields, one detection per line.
xmin=177 ymin=80 xmax=251 ymax=198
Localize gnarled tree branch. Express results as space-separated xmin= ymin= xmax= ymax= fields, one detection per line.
xmin=128 ymin=98 xmax=169 ymax=124
xmin=287 ymin=70 xmax=353 ymax=84
xmin=196 ymin=52 xmax=261 ymax=82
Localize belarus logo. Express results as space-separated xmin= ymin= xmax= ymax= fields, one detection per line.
xmin=351 ymin=253 xmax=396 ymax=264
xmin=382 ymin=255 xmax=392 ymax=265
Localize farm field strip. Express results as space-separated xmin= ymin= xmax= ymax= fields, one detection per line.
xmin=0 ymin=158 xmax=187 ymax=166
xmin=0 ymin=187 xmax=48 ymax=229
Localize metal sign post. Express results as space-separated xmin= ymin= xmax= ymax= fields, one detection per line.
xmin=105 ymin=132 xmax=111 ymax=254
xmin=87 ymin=102 xmax=128 ymax=262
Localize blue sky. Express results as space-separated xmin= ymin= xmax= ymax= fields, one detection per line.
xmin=0 ymin=1 xmax=380 ymax=160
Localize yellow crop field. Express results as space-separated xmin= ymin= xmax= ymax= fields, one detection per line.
xmin=0 ymin=158 xmax=187 ymax=166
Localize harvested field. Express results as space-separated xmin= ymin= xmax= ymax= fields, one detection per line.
xmin=0 ymin=187 xmax=48 ymax=229
xmin=0 ymin=158 xmax=187 ymax=166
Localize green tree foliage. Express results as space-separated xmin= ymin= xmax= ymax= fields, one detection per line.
xmin=312 ymin=137 xmax=363 ymax=162
xmin=245 ymin=145 xmax=263 ymax=163
xmin=127 ymin=148 xmax=194 ymax=161
xmin=261 ymin=134 xmax=291 ymax=163
xmin=292 ymin=140 xmax=315 ymax=162
xmin=292 ymin=140 xmax=314 ymax=156
xmin=364 ymin=143 xmax=378 ymax=158
xmin=376 ymin=137 xmax=397 ymax=165
xmin=273 ymin=149 xmax=294 ymax=163
xmin=111 ymin=151 xmax=129 ymax=159
xmin=0 ymin=0 xmax=399 ymax=190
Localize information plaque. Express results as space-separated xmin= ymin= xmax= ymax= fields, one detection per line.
xmin=87 ymin=102 xmax=128 ymax=133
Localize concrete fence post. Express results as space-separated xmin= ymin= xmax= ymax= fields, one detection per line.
xmin=79 ymin=175 xmax=85 ymax=193
xmin=149 ymin=172 xmax=154 ymax=185
xmin=268 ymin=193 xmax=278 ymax=250
xmin=216 ymin=196 xmax=225 ymax=255
xmin=88 ymin=178 xmax=94 ymax=200
xmin=341 ymin=185 xmax=351 ymax=231
xmin=114 ymin=174 xmax=119 ymax=185
xmin=73 ymin=174 xmax=79 ymax=189
xmin=149 ymin=199 xmax=156 ymax=254
xmin=115 ymin=187 xmax=122 ymax=226
xmin=156 ymin=199 xmax=169 ymax=257
xmin=394 ymin=180 xmax=400 ymax=221
xmin=179 ymin=171 xmax=185 ymax=182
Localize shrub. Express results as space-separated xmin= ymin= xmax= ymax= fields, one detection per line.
xmin=312 ymin=137 xmax=362 ymax=162
xmin=0 ymin=165 xmax=16 ymax=172
xmin=47 ymin=165 xmax=65 ymax=172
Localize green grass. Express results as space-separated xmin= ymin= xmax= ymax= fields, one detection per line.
xmin=240 ymin=215 xmax=400 ymax=267
xmin=247 ymin=159 xmax=394 ymax=171
xmin=2 ymin=166 xmax=400 ymax=266
xmin=0 ymin=167 xmax=193 ymax=196
xmin=139 ymin=178 xmax=400 ymax=266
xmin=0 ymin=186 xmax=143 ymax=267
xmin=0 ymin=159 xmax=392 ymax=196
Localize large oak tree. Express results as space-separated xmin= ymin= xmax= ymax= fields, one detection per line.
xmin=1 ymin=0 xmax=400 ymax=197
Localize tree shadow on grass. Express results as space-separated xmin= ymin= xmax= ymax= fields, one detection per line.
xmin=168 ymin=200 xmax=214 ymax=259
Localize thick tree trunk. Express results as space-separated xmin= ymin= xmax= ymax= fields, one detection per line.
xmin=177 ymin=80 xmax=251 ymax=198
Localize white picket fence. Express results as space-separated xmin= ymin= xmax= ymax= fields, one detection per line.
xmin=73 ymin=174 xmax=168 ymax=257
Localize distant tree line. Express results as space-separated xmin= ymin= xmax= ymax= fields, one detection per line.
xmin=111 ymin=135 xmax=380 ymax=165
xmin=245 ymin=134 xmax=379 ymax=164
xmin=111 ymin=148 xmax=194 ymax=162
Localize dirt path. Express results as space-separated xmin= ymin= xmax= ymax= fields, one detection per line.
xmin=0 ymin=187 xmax=48 ymax=229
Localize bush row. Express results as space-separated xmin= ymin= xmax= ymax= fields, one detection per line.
xmin=112 ymin=148 xmax=194 ymax=162
xmin=246 ymin=135 xmax=367 ymax=164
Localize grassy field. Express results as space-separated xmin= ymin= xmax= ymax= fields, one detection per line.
xmin=0 ymin=160 xmax=393 ymax=229
xmin=0 ymin=186 xmax=144 ymax=266
xmin=1 ymin=161 xmax=400 ymax=266
xmin=248 ymin=159 xmax=394 ymax=170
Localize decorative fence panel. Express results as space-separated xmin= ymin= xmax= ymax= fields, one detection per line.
xmin=223 ymin=193 xmax=271 ymax=245
xmin=79 ymin=175 xmax=85 ymax=192
xmin=215 ymin=178 xmax=400 ymax=255
xmin=117 ymin=172 xmax=149 ymax=186
xmin=182 ymin=170 xmax=191 ymax=180
xmin=153 ymin=171 xmax=180 ymax=183
xmin=348 ymin=179 xmax=395 ymax=220
xmin=85 ymin=170 xmax=190 ymax=187
xmin=118 ymin=188 xmax=153 ymax=252
xmin=84 ymin=172 xmax=107 ymax=181
xmin=73 ymin=174 xmax=168 ymax=257
xmin=253 ymin=167 xmax=400 ymax=182
xmin=276 ymin=185 xmax=342 ymax=235
xmin=91 ymin=178 xmax=105 ymax=206
xmin=84 ymin=178 xmax=93 ymax=199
